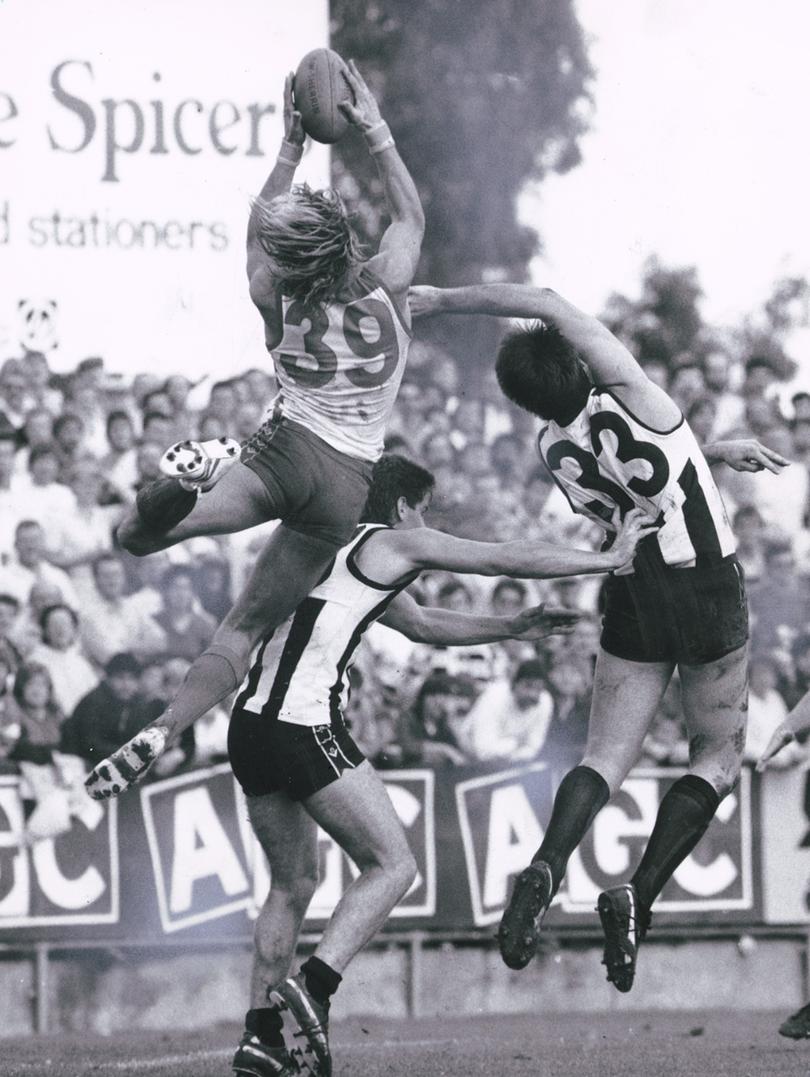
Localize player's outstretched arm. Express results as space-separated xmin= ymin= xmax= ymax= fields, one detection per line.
xmin=757 ymin=689 xmax=810 ymax=771
xmin=409 ymin=283 xmax=681 ymax=427
xmin=246 ymin=73 xmax=306 ymax=279
xmin=379 ymin=591 xmax=581 ymax=646
xmin=339 ymin=60 xmax=424 ymax=297
xmin=704 ymin=438 xmax=791 ymax=474
xmin=384 ymin=506 xmax=656 ymax=581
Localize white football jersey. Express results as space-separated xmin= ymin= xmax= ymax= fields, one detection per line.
xmin=268 ymin=268 xmax=411 ymax=462
xmin=234 ymin=524 xmax=410 ymax=725
xmin=537 ymin=389 xmax=736 ymax=568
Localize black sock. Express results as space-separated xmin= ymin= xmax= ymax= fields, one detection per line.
xmin=135 ymin=477 xmax=198 ymax=532
xmin=533 ymin=765 xmax=610 ymax=893
xmin=245 ymin=1006 xmax=284 ymax=1048
xmin=301 ymin=955 xmax=342 ymax=1007
xmin=631 ymin=774 xmax=720 ymax=913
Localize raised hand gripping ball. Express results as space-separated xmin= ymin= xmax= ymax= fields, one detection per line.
xmin=293 ymin=48 xmax=352 ymax=144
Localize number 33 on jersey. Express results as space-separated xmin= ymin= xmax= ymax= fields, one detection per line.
xmin=538 ymin=389 xmax=736 ymax=567
xmin=268 ymin=267 xmax=412 ymax=462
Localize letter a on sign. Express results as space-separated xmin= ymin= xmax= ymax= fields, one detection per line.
xmin=482 ymin=785 xmax=543 ymax=910
xmin=170 ymin=787 xmax=249 ymax=913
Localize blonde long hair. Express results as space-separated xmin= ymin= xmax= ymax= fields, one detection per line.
xmin=251 ymin=184 xmax=363 ymax=306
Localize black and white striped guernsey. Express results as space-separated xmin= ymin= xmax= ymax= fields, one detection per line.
xmin=234 ymin=524 xmax=410 ymax=725
xmin=537 ymin=388 xmax=736 ymax=568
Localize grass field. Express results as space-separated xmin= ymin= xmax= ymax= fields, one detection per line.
xmin=2 ymin=1011 xmax=810 ymax=1077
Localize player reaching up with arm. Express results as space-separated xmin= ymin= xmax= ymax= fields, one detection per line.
xmin=409 ymin=280 xmax=787 ymax=994
xmin=86 ymin=454 xmax=653 ymax=1077
xmin=109 ymin=65 xmax=424 ymax=779
xmin=85 ymin=454 xmax=655 ymax=800
xmin=410 ymin=285 xmax=790 ymax=475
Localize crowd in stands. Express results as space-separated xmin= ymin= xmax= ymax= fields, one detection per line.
xmin=1 ymin=338 xmax=809 ymax=839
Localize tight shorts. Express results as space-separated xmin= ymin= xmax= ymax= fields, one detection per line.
xmin=600 ymin=555 xmax=748 ymax=666
xmin=240 ymin=417 xmax=373 ymax=546
xmin=228 ymin=708 xmax=365 ymax=801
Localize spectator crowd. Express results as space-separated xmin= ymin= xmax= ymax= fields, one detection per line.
xmin=1 ymin=337 xmax=809 ymax=840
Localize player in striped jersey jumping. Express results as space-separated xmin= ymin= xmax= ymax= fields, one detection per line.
xmin=87 ymin=454 xmax=655 ymax=1077
xmin=410 ymin=282 xmax=789 ymax=994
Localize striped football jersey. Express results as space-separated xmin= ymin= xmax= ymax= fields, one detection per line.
xmin=234 ymin=524 xmax=410 ymax=725
xmin=268 ymin=267 xmax=411 ymax=462
xmin=537 ymin=389 xmax=736 ymax=568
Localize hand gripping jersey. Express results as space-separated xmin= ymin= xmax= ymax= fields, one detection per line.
xmin=268 ymin=267 xmax=412 ymax=462
xmin=537 ymin=389 xmax=736 ymax=568
xmin=234 ymin=524 xmax=411 ymax=725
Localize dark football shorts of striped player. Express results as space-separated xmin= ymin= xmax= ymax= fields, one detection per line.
xmin=111 ymin=67 xmax=425 ymax=829
xmin=88 ymin=452 xmax=658 ymax=1075
xmin=409 ymin=282 xmax=789 ymax=991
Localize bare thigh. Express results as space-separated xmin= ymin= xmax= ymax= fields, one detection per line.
xmin=303 ymin=761 xmax=412 ymax=872
xmin=679 ymin=642 xmax=749 ymax=795
xmin=581 ymin=649 xmax=675 ymax=794
xmin=214 ymin=523 xmax=343 ymax=651
xmin=247 ymin=790 xmax=319 ymax=888
xmin=165 ymin=462 xmax=278 ymax=541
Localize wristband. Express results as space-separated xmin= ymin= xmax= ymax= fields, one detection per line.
xmin=277 ymin=139 xmax=304 ymax=166
xmin=364 ymin=120 xmax=392 ymax=149
xmin=369 ymin=137 xmax=396 ymax=156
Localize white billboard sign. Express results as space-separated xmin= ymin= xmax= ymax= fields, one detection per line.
xmin=0 ymin=0 xmax=330 ymax=376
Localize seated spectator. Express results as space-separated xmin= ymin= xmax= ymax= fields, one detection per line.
xmin=733 ymin=505 xmax=767 ymax=583
xmin=8 ymin=662 xmax=65 ymax=766
xmin=0 ymin=358 xmax=30 ymax=429
xmin=747 ymin=540 xmax=810 ymax=654
xmin=61 ymin=652 xmax=163 ymax=767
xmin=8 ymin=581 xmax=64 ymax=658
xmin=14 ymin=407 xmax=55 ymax=476
xmin=401 ymin=672 xmax=478 ymax=766
xmin=686 ymin=395 xmax=717 ymax=446
xmin=189 ymin=541 xmax=233 ymax=622
xmin=141 ymin=410 xmax=175 ymax=447
xmin=7 ymin=662 xmax=79 ymax=841
xmin=0 ymin=431 xmax=32 ymax=560
xmin=0 ymin=593 xmax=23 ymax=670
xmin=668 ymin=362 xmax=705 ymax=415
xmin=101 ymin=410 xmax=139 ymax=493
xmin=702 ymin=349 xmax=745 ymax=439
xmin=0 ymin=520 xmax=79 ymax=609
xmin=152 ymin=565 xmax=216 ymax=662
xmin=0 ymin=649 xmax=24 ymax=765
xmin=52 ymin=412 xmax=89 ymax=480
xmin=28 ymin=604 xmax=98 ymax=715
xmin=79 ymin=552 xmax=167 ymax=666
xmin=539 ymin=656 xmax=591 ymax=768
xmin=464 ymin=659 xmax=553 ymax=763
xmin=489 ymin=432 xmax=526 ymax=491
xmin=745 ymin=655 xmax=804 ymax=768
xmin=133 ymin=442 xmax=163 ymax=493
xmin=48 ymin=459 xmax=124 ymax=573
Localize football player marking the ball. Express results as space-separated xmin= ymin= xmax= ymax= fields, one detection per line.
xmin=88 ymin=454 xmax=657 ymax=1077
xmin=410 ymin=283 xmax=789 ymax=993
xmin=114 ymin=60 xmax=425 ymax=761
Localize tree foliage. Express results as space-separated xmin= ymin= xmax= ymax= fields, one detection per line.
xmin=330 ymin=0 xmax=593 ymax=374
xmin=602 ymin=258 xmax=706 ymax=368
xmin=603 ymin=257 xmax=807 ymax=381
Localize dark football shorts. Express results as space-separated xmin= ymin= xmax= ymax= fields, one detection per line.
xmin=240 ymin=416 xmax=373 ymax=546
xmin=228 ymin=708 xmax=366 ymax=801
xmin=600 ymin=555 xmax=749 ymax=666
